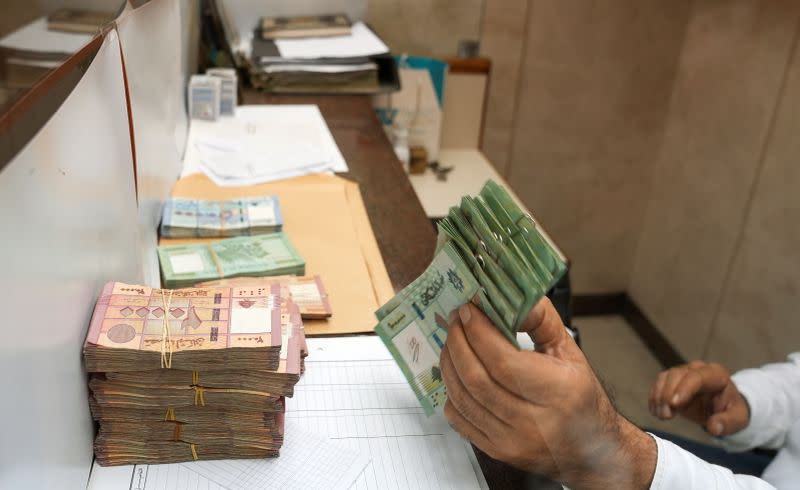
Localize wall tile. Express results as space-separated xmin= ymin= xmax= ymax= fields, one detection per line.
xmin=506 ymin=0 xmax=689 ymax=293
xmin=366 ymin=0 xmax=483 ymax=57
xmin=629 ymin=0 xmax=800 ymax=359
xmin=479 ymin=0 xmax=530 ymax=175
xmin=704 ymin=30 xmax=800 ymax=371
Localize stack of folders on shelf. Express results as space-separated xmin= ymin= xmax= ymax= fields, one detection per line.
xmin=83 ymin=281 xmax=308 ymax=465
xmin=160 ymin=196 xmax=283 ymax=238
xmin=157 ymin=233 xmax=305 ymax=289
xmin=248 ymin=14 xmax=390 ymax=93
xmin=374 ymin=180 xmax=568 ymax=415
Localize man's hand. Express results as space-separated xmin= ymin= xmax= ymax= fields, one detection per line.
xmin=649 ymin=361 xmax=750 ymax=436
xmin=441 ymin=298 xmax=656 ymax=490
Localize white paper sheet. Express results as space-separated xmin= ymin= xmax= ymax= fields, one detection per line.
xmin=89 ymin=422 xmax=368 ymax=490
xmin=287 ymin=336 xmax=490 ymax=490
xmin=0 ymin=17 xmax=93 ymax=54
xmin=259 ymin=63 xmax=377 ymax=74
xmin=181 ymin=422 xmax=369 ymax=490
xmin=274 ymin=22 xmax=389 ymax=59
xmin=182 ymin=105 xmax=348 ymax=186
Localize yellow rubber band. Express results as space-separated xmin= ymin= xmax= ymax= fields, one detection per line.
xmin=192 ymin=371 xmax=199 ymax=385
xmin=160 ymin=289 xmax=175 ymax=369
xmin=193 ymin=386 xmax=206 ymax=406
xmin=164 ymin=407 xmax=176 ymax=421
xmin=190 ymin=443 xmax=198 ymax=460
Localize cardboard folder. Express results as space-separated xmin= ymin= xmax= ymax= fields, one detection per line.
xmin=160 ymin=173 xmax=394 ymax=335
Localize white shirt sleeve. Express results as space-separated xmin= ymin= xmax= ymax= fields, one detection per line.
xmin=718 ymin=353 xmax=800 ymax=452
xmin=649 ymin=435 xmax=776 ymax=490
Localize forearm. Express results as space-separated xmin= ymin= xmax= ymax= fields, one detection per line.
xmin=563 ymin=416 xmax=657 ymax=490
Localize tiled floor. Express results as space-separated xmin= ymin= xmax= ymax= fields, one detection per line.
xmin=577 ymin=315 xmax=712 ymax=444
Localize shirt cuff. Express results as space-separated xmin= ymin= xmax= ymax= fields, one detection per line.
xmin=717 ymin=369 xmax=771 ymax=452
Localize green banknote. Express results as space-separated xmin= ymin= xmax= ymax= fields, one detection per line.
xmin=158 ymin=233 xmax=305 ymax=288
xmin=375 ymin=242 xmax=480 ymax=415
xmin=375 ymin=180 xmax=567 ymax=415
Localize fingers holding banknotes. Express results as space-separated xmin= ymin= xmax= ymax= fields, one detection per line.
xmin=441 ymin=299 xmax=657 ymax=490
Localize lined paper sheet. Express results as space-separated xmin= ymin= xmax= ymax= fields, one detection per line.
xmin=88 ymin=336 xmax=489 ymax=490
xmin=125 ymin=463 xmax=225 ymax=490
xmin=180 ymin=422 xmax=369 ymax=490
xmin=287 ymin=336 xmax=489 ymax=490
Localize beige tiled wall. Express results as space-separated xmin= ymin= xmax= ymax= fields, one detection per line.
xmin=480 ymin=0 xmax=800 ymax=366
xmin=482 ymin=0 xmax=689 ymax=293
xmin=703 ymin=34 xmax=800 ymax=371
xmin=479 ymin=0 xmax=529 ymax=175
xmin=629 ymin=0 xmax=800 ymax=360
xmin=366 ymin=0 xmax=483 ymax=57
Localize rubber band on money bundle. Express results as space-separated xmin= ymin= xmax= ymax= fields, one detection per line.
xmin=160 ymin=289 xmax=175 ymax=369
xmin=190 ymin=444 xmax=199 ymax=461
xmin=173 ymin=422 xmax=183 ymax=441
xmin=192 ymin=371 xmax=200 ymax=385
xmin=164 ymin=407 xmax=176 ymax=421
xmin=193 ymin=386 xmax=206 ymax=406
xmin=207 ymin=245 xmax=225 ymax=278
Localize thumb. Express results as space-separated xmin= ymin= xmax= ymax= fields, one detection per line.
xmin=706 ymin=411 xmax=739 ymax=437
xmin=518 ymin=297 xmax=570 ymax=353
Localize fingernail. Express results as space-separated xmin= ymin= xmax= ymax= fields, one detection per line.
xmin=458 ymin=304 xmax=471 ymax=325
xmin=448 ymin=309 xmax=459 ymax=325
xmin=713 ymin=422 xmax=724 ymax=436
xmin=663 ymin=405 xmax=672 ymax=418
xmin=671 ymin=393 xmax=680 ymax=405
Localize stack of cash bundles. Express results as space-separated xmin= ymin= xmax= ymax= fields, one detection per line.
xmin=83 ymin=281 xmax=307 ymax=465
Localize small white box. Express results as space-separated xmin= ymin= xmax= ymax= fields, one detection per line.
xmin=206 ymin=68 xmax=237 ymax=116
xmin=188 ymin=74 xmax=221 ymax=121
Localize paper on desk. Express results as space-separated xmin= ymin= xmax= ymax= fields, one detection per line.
xmin=194 ymin=134 xmax=331 ymax=186
xmin=275 ymin=22 xmax=389 ymax=59
xmin=180 ymin=421 xmax=370 ymax=490
xmin=286 ymin=336 xmax=490 ymax=490
xmin=162 ymin=174 xmax=394 ymax=335
xmin=182 ymin=105 xmax=348 ymax=186
xmin=260 ymin=63 xmax=378 ymax=74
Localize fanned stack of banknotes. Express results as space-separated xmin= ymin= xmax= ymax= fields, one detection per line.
xmin=157 ymin=233 xmax=306 ymax=288
xmin=83 ymin=279 xmax=328 ymax=465
xmin=375 ymin=180 xmax=567 ymax=415
xmin=160 ymin=196 xmax=283 ymax=238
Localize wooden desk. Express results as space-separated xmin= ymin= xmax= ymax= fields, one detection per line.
xmin=241 ymin=90 xmax=436 ymax=291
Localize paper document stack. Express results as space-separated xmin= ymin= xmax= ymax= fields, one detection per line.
xmin=182 ymin=105 xmax=348 ymax=186
xmin=375 ymin=180 xmax=567 ymax=414
xmin=249 ymin=19 xmax=389 ymax=93
xmin=83 ymin=282 xmax=307 ymax=465
xmin=160 ymin=196 xmax=283 ymax=238
xmin=157 ymin=233 xmax=306 ymax=289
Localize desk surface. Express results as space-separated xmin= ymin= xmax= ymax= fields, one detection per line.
xmin=241 ymin=90 xmax=436 ymax=292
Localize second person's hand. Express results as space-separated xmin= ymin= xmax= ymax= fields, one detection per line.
xmin=649 ymin=361 xmax=750 ymax=436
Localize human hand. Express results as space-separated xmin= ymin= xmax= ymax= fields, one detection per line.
xmin=441 ymin=298 xmax=656 ymax=490
xmin=649 ymin=361 xmax=750 ymax=436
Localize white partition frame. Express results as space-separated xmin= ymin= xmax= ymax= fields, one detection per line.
xmin=0 ymin=30 xmax=142 ymax=489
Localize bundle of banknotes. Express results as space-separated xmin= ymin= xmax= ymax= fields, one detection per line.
xmin=83 ymin=281 xmax=307 ymax=465
xmin=375 ymin=180 xmax=567 ymax=415
xmin=198 ymin=275 xmax=332 ymax=320
xmin=160 ymin=196 xmax=283 ymax=238
xmin=157 ymin=233 xmax=305 ymax=289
